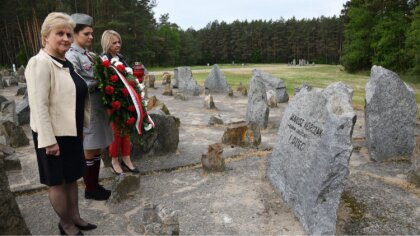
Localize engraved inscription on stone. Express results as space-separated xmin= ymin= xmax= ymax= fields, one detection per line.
xmin=286 ymin=113 xmax=323 ymax=151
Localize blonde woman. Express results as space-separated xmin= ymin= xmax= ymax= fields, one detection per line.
xmin=25 ymin=12 xmax=94 ymax=235
xmin=101 ymin=30 xmax=139 ymax=175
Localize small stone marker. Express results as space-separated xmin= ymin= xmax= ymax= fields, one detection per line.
xmin=222 ymin=121 xmax=261 ymax=147
xmin=107 ymin=173 xmax=140 ymax=204
xmin=365 ymin=66 xmax=417 ymax=161
xmin=201 ymin=143 xmax=225 ymax=172
xmin=162 ymin=72 xmax=171 ymax=85
xmin=203 ymin=95 xmax=216 ymax=109
xmin=268 ymin=82 xmax=356 ymax=235
xmin=133 ymin=204 xmax=179 ymax=235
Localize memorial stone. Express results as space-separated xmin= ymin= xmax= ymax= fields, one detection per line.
xmin=204 ymin=64 xmax=231 ymax=94
xmin=173 ymin=67 xmax=199 ymax=96
xmin=253 ymin=69 xmax=289 ymax=103
xmin=245 ymin=73 xmax=269 ymax=129
xmin=365 ymin=66 xmax=417 ymax=161
xmin=172 ymin=68 xmax=179 ymax=88
xmin=268 ymin=82 xmax=356 ymax=235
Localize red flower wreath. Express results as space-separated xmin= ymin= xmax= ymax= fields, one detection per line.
xmin=93 ymin=56 xmax=154 ymax=135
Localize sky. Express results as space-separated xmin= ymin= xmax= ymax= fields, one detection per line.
xmin=152 ymin=0 xmax=348 ymax=30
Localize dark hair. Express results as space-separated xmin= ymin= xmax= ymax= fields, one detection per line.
xmin=74 ymin=24 xmax=91 ymax=33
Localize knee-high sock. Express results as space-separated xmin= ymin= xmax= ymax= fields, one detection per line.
xmin=83 ymin=159 xmax=96 ymax=191
xmin=93 ymin=155 xmax=101 ymax=186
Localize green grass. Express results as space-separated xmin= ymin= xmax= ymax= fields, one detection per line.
xmin=150 ymin=64 xmax=420 ymax=119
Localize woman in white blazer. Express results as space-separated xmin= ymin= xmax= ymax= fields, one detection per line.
xmin=25 ymin=12 xmax=93 ymax=235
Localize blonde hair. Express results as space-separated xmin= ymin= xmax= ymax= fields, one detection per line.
xmin=41 ymin=12 xmax=75 ymax=47
xmin=101 ymin=30 xmax=122 ymax=54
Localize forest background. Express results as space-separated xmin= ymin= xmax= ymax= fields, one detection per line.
xmin=0 ymin=0 xmax=419 ymax=76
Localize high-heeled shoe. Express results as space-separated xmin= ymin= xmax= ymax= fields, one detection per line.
xmin=110 ymin=163 xmax=122 ymax=175
xmin=58 ymin=223 xmax=83 ymax=235
xmin=121 ymin=160 xmax=140 ymax=173
xmin=75 ymin=222 xmax=97 ymax=231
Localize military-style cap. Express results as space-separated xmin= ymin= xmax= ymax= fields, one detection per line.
xmin=71 ymin=13 xmax=93 ymax=26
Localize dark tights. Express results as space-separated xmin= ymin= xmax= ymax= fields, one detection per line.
xmin=49 ymin=181 xmax=87 ymax=235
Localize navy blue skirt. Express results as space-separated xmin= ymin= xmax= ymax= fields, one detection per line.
xmin=32 ymin=131 xmax=86 ymax=186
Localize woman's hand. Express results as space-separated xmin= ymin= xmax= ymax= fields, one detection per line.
xmin=45 ymin=144 xmax=60 ymax=156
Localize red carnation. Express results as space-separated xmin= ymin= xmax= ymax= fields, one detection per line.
xmin=129 ymin=80 xmax=136 ymax=87
xmin=104 ymin=85 xmax=114 ymax=95
xmin=121 ymin=87 xmax=129 ymax=97
xmin=107 ymin=108 xmax=114 ymax=115
xmin=111 ymin=101 xmax=121 ymax=110
xmin=116 ymin=64 xmax=126 ymax=72
xmin=127 ymin=105 xmax=136 ymax=112
xmin=110 ymin=75 xmax=118 ymax=83
xmin=102 ymin=60 xmax=110 ymax=68
xmin=125 ymin=117 xmax=135 ymax=125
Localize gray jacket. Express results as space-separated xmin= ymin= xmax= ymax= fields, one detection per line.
xmin=66 ymin=43 xmax=98 ymax=92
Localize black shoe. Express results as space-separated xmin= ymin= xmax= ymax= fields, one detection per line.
xmin=75 ymin=223 xmax=97 ymax=231
xmin=110 ymin=163 xmax=122 ymax=175
xmin=58 ymin=223 xmax=83 ymax=235
xmin=97 ymin=184 xmax=111 ymax=196
xmin=85 ymin=185 xmax=111 ymax=201
xmin=120 ymin=161 xmax=140 ymax=173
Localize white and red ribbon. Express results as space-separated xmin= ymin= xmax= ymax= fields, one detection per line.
xmin=111 ymin=67 xmax=144 ymax=134
xmin=100 ymin=56 xmax=154 ymax=134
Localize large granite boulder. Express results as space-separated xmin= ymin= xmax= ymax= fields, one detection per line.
xmin=0 ymin=99 xmax=16 ymax=124
xmin=16 ymin=86 xmax=27 ymax=96
xmin=172 ymin=68 xmax=179 ymax=88
xmin=1 ymin=76 xmax=18 ymax=87
xmin=132 ymin=113 xmax=179 ymax=156
xmin=365 ymin=66 xmax=417 ymax=161
xmin=253 ymin=69 xmax=289 ymax=103
xmin=0 ymin=95 xmax=7 ymax=106
xmin=204 ymin=64 xmax=231 ymax=94
xmin=408 ymin=136 xmax=420 ymax=186
xmin=0 ymin=121 xmax=29 ymax=147
xmin=182 ymin=78 xmax=200 ymax=96
xmin=0 ymin=158 xmax=30 ymax=234
xmin=245 ymin=73 xmax=269 ymax=129
xmin=172 ymin=67 xmax=199 ymax=96
xmin=268 ymin=82 xmax=356 ymax=235
xmin=16 ymin=96 xmax=30 ymax=125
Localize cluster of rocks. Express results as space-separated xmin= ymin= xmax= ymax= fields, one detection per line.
xmin=287 ymin=58 xmax=314 ymax=66
xmin=1 ymin=91 xmax=29 ymax=127
xmin=267 ymin=65 xmax=418 ymax=235
xmin=0 ymin=148 xmax=30 ymax=235
xmin=3 ymin=61 xmax=417 ymax=235
xmin=0 ymin=66 xmax=25 ymax=89
xmin=0 ymin=68 xmax=30 ymax=234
